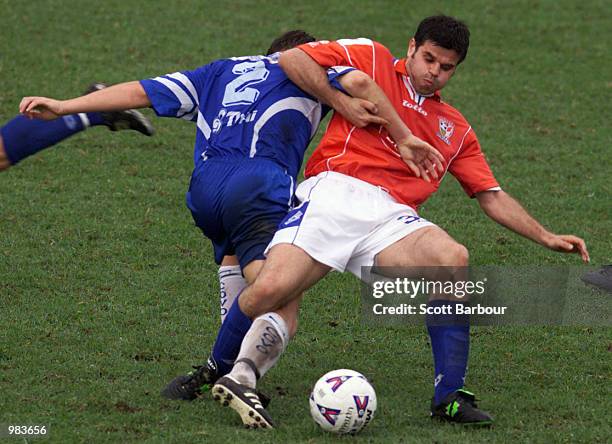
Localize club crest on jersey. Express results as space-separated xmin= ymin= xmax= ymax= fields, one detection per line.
xmin=326 ymin=375 xmax=352 ymax=392
xmin=437 ymin=117 xmax=455 ymax=145
xmin=353 ymin=395 xmax=370 ymax=417
xmin=317 ymin=404 xmax=342 ymax=425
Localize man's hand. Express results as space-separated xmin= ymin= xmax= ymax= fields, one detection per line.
xmin=335 ymin=95 xmax=389 ymax=128
xmin=20 ymin=97 xmax=65 ymax=120
xmin=396 ymin=134 xmax=445 ymax=182
xmin=542 ymin=233 xmax=590 ymax=263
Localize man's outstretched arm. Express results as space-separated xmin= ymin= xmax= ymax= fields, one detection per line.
xmin=20 ymin=81 xmax=150 ymax=120
xmin=476 ymin=190 xmax=590 ymax=262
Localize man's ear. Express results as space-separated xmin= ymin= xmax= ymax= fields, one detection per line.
xmin=407 ymin=38 xmax=417 ymax=58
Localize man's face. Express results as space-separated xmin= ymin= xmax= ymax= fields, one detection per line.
xmin=405 ymin=38 xmax=460 ymax=95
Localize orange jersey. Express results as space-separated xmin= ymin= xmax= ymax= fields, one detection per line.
xmin=299 ymin=39 xmax=499 ymax=210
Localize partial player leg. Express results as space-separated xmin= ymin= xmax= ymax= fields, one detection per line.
xmin=219 ymin=255 xmax=248 ymax=324
xmin=210 ymin=245 xmax=328 ymax=428
xmin=212 ymin=298 xmax=301 ymax=429
xmin=0 ymin=136 xmax=10 ymax=171
xmin=0 ymin=83 xmax=153 ymax=170
xmin=210 ymin=244 xmax=329 ymax=376
xmin=376 ymin=226 xmax=492 ymax=425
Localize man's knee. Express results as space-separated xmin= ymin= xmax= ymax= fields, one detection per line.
xmin=438 ymin=242 xmax=469 ymax=267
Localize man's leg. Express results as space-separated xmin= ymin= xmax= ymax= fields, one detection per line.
xmin=0 ymin=84 xmax=153 ymax=170
xmin=376 ymin=226 xmax=492 ymax=425
xmin=210 ymin=244 xmax=329 ymax=377
xmin=212 ymin=244 xmax=330 ymax=428
xmin=219 ymin=255 xmax=248 ymax=324
xmin=0 ymin=136 xmax=10 ymax=171
xmin=160 ymin=256 xmax=263 ymax=401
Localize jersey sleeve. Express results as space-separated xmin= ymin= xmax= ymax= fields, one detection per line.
xmin=298 ymin=38 xmax=384 ymax=77
xmin=140 ymin=64 xmax=211 ymax=122
xmin=448 ymin=129 xmax=501 ymax=197
xmin=327 ymin=66 xmax=356 ymax=93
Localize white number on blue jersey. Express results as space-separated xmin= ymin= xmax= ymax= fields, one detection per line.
xmin=222 ymin=61 xmax=270 ymax=107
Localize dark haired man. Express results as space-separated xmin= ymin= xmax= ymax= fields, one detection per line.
xmin=205 ymin=16 xmax=589 ymax=428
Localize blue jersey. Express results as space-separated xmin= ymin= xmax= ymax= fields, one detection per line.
xmin=140 ymin=53 xmax=353 ymax=181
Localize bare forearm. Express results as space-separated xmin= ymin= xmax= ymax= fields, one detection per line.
xmin=61 ymin=81 xmax=150 ymax=115
xmin=279 ymin=48 xmax=346 ymax=109
xmin=477 ymin=190 xmax=553 ymax=245
xmin=339 ymin=72 xmax=412 ymax=143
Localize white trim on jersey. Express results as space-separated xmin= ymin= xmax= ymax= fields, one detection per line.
xmin=326 ymin=125 xmax=357 ymax=171
xmin=249 ymin=97 xmax=322 ymax=158
xmin=327 ymin=66 xmax=354 ymax=76
xmin=402 ymin=75 xmax=415 ymax=102
xmin=166 ymin=72 xmax=199 ymax=106
xmin=372 ymin=41 xmax=376 ymax=81
xmin=152 ymin=76 xmax=196 ymax=117
xmin=180 ymin=109 xmax=198 ymax=122
xmin=439 ymin=126 xmax=472 ymax=183
xmin=287 ymin=174 xmax=294 ymax=206
xmin=336 ymin=38 xmax=373 ymax=68
xmin=77 ymin=113 xmax=90 ymax=128
xmin=197 ymin=111 xmax=212 ymax=139
xmin=402 ymin=75 xmax=431 ymax=104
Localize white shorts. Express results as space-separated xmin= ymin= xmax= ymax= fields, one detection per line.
xmin=266 ymin=171 xmax=435 ymax=279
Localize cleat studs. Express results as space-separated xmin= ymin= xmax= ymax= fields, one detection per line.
xmin=261 ymin=423 xmax=267 ymax=428
xmin=248 ymin=411 xmax=254 ymax=417
xmin=226 ymin=394 xmax=233 ymax=400
xmin=213 ymin=395 xmax=220 ymax=401
xmin=255 ymin=416 xmax=261 ymax=422
xmin=222 ymin=400 xmax=229 ymax=406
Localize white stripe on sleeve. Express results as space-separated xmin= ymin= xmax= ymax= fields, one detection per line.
xmin=152 ymin=76 xmax=196 ymax=116
xmin=197 ymin=111 xmax=211 ymax=139
xmin=166 ymin=72 xmax=199 ymax=106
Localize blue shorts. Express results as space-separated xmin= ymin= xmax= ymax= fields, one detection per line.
xmin=186 ymin=157 xmax=293 ymax=270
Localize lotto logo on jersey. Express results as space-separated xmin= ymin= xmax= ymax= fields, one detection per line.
xmin=402 ymin=100 xmax=428 ymax=116
xmin=437 ymin=117 xmax=455 ymax=145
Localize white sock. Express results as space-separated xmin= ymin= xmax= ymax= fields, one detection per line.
xmin=218 ymin=265 xmax=247 ymax=324
xmin=229 ymin=312 xmax=289 ymax=388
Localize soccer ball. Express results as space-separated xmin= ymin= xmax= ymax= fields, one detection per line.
xmin=309 ymin=369 xmax=377 ymax=434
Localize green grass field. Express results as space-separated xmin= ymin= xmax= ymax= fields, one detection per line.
xmin=1 ymin=0 xmax=610 ymax=442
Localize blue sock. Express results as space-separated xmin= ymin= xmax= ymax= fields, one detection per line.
xmin=211 ymin=295 xmax=252 ymax=376
xmin=426 ymin=299 xmax=470 ymax=405
xmin=1 ymin=113 xmax=104 ymax=165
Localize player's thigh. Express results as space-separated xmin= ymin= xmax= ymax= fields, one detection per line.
xmin=0 ymin=136 xmax=10 ymax=171
xmin=376 ymin=225 xmax=469 ymax=268
xmin=241 ymin=244 xmax=330 ymax=316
